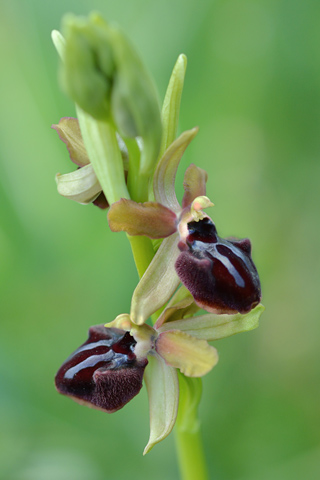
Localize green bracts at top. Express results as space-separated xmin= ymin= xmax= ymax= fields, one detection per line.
xmin=61 ymin=13 xmax=162 ymax=175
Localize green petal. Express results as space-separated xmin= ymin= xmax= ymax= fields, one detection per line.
xmin=130 ymin=234 xmax=180 ymax=325
xmin=182 ymin=164 xmax=208 ymax=209
xmin=52 ymin=117 xmax=90 ymax=167
xmin=107 ymin=199 xmax=177 ymax=238
xmin=55 ymin=163 xmax=102 ymax=204
xmin=154 ymin=287 xmax=199 ymax=329
xmin=153 ymin=128 xmax=199 ymax=212
xmin=143 ymin=353 xmax=179 ymax=455
xmin=160 ymin=54 xmax=187 ymax=157
xmin=158 ymin=304 xmax=265 ymax=341
xmin=156 ymin=330 xmax=218 ymax=377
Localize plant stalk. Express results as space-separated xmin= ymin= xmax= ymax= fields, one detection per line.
xmin=175 ymin=417 xmax=208 ymax=480
xmin=174 ymin=375 xmax=208 ymax=480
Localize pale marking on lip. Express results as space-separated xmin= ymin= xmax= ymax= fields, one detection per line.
xmin=192 ymin=239 xmax=246 ymax=288
xmin=72 ymin=339 xmax=114 ymax=355
xmin=64 ymin=351 xmax=114 ymax=379
xmin=212 ymin=245 xmax=245 ymax=288
xmin=64 ymin=339 xmax=114 ymax=363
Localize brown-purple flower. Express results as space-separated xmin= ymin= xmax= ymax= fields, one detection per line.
xmin=55 ymin=324 xmax=147 ymax=412
xmin=107 ymin=128 xmax=261 ymax=319
xmin=176 ymin=217 xmax=261 ymax=314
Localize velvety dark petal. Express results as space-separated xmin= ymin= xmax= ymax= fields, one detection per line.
xmin=55 ymin=325 xmax=147 ymax=412
xmin=175 ymin=218 xmax=261 ymax=314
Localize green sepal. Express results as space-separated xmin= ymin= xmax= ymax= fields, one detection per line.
xmin=153 ymin=128 xmax=199 ymax=212
xmin=130 ymin=234 xmax=180 ymax=325
xmin=160 ymin=54 xmax=187 ymax=157
xmin=143 ymin=353 xmax=179 ymax=455
xmin=158 ymin=304 xmax=265 ymax=341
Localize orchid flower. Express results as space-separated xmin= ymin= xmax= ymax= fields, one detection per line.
xmin=55 ymin=284 xmax=264 ymax=454
xmin=108 ymin=128 xmax=261 ymax=324
xmin=52 ymin=11 xmax=265 ymax=471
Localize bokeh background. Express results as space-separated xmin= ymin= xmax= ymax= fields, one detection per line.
xmin=1 ymin=0 xmax=319 ymax=479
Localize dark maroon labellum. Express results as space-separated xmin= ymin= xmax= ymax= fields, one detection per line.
xmin=175 ymin=218 xmax=261 ymax=314
xmin=55 ymin=325 xmax=148 ymax=413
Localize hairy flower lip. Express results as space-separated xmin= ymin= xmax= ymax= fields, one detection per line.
xmin=55 ymin=325 xmax=148 ymax=413
xmin=175 ymin=217 xmax=261 ymax=315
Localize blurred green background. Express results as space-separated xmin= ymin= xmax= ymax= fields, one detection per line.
xmin=1 ymin=0 xmax=319 ymax=479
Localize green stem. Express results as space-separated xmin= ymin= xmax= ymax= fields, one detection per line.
xmin=77 ymin=110 xmax=155 ymax=278
xmin=123 ymin=138 xmax=155 ymax=277
xmin=127 ymin=235 xmax=155 ymax=279
xmin=125 ymin=137 xmax=150 ymax=203
xmin=174 ymin=375 xmax=208 ymax=480
xmin=175 ymin=423 xmax=208 ymax=480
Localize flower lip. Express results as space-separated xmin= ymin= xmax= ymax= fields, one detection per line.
xmin=55 ymin=325 xmax=147 ymax=413
xmin=176 ymin=217 xmax=261 ymax=314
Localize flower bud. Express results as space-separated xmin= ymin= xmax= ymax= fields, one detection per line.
xmin=55 ymin=325 xmax=148 ymax=412
xmin=61 ymin=15 xmax=114 ymax=120
xmin=61 ymin=13 xmax=162 ymax=173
